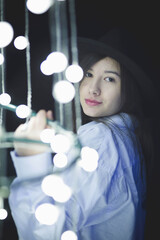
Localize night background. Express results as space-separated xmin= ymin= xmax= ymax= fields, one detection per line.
xmin=0 ymin=0 xmax=160 ymax=239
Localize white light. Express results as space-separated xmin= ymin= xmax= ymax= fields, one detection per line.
xmin=0 ymin=93 xmax=11 ymax=105
xmin=14 ymin=36 xmax=29 ymax=50
xmin=0 ymin=209 xmax=8 ymax=220
xmin=16 ymin=104 xmax=31 ymax=119
xmin=50 ymin=134 xmax=71 ymax=153
xmin=79 ymin=146 xmax=99 ymax=172
xmin=0 ymin=53 xmax=4 ymax=65
xmin=65 ymin=65 xmax=84 ymax=83
xmin=35 ymin=203 xmax=59 ymax=225
xmin=41 ymin=175 xmax=72 ymax=203
xmin=47 ymin=52 xmax=68 ymax=73
xmin=61 ymin=231 xmax=78 ymax=240
xmin=40 ymin=60 xmax=55 ymax=76
xmin=40 ymin=129 xmax=55 ymax=143
xmin=0 ymin=21 xmax=14 ymax=48
xmin=26 ymin=0 xmax=53 ymax=14
xmin=53 ymin=80 xmax=75 ymax=103
xmin=53 ymin=153 xmax=68 ymax=168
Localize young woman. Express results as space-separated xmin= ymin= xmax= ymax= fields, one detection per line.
xmin=9 ymin=28 xmax=159 ymax=240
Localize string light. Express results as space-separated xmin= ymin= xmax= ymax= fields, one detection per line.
xmin=40 ymin=129 xmax=55 ymax=143
xmin=0 ymin=208 xmax=8 ymax=220
xmin=79 ymin=146 xmax=99 ymax=172
xmin=35 ymin=203 xmax=59 ymax=225
xmin=26 ymin=0 xmax=54 ymax=15
xmin=0 ymin=93 xmax=11 ymax=105
xmin=53 ymin=153 xmax=68 ymax=168
xmin=61 ymin=230 xmax=78 ymax=240
xmin=0 ymin=53 xmax=4 ymax=65
xmin=14 ymin=36 xmax=29 ymax=50
xmin=50 ymin=134 xmax=71 ymax=153
xmin=65 ymin=64 xmax=83 ymax=83
xmin=16 ymin=104 xmax=31 ymax=119
xmin=0 ymin=21 xmax=14 ymax=48
xmin=53 ymin=80 xmax=75 ymax=103
xmin=41 ymin=175 xmax=72 ymax=203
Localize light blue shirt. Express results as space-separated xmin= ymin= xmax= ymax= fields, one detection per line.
xmin=9 ymin=113 xmax=146 ymax=240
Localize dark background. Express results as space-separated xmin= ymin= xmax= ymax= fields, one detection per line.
xmin=1 ymin=0 xmax=160 ymax=239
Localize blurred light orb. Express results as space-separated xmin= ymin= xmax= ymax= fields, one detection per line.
xmin=16 ymin=104 xmax=31 ymax=119
xmin=40 ymin=60 xmax=54 ymax=76
xmin=0 ymin=21 xmax=14 ymax=48
xmin=0 ymin=93 xmax=11 ymax=105
xmin=53 ymin=153 xmax=68 ymax=168
xmin=35 ymin=203 xmax=59 ymax=225
xmin=0 ymin=209 xmax=8 ymax=220
xmin=0 ymin=53 xmax=4 ymax=65
xmin=53 ymin=80 xmax=75 ymax=103
xmin=14 ymin=36 xmax=28 ymax=50
xmin=65 ymin=64 xmax=83 ymax=83
xmin=47 ymin=52 xmax=68 ymax=73
xmin=61 ymin=230 xmax=78 ymax=240
xmin=26 ymin=0 xmax=53 ymax=14
xmin=50 ymin=134 xmax=71 ymax=153
xmin=79 ymin=146 xmax=99 ymax=172
xmin=41 ymin=175 xmax=72 ymax=203
xmin=40 ymin=129 xmax=55 ymax=143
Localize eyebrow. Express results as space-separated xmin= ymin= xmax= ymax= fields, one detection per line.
xmin=89 ymin=68 xmax=121 ymax=78
xmin=104 ymin=70 xmax=121 ymax=78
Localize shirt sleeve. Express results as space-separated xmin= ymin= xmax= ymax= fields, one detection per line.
xmin=9 ymin=121 xmax=134 ymax=240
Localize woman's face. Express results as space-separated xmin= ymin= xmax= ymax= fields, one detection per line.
xmin=79 ymin=57 xmax=122 ymax=117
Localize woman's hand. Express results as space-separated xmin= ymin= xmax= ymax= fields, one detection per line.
xmin=14 ymin=110 xmax=53 ymax=156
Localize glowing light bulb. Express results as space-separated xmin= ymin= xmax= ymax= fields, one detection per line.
xmin=61 ymin=231 xmax=78 ymax=240
xmin=41 ymin=175 xmax=72 ymax=203
xmin=47 ymin=52 xmax=68 ymax=73
xmin=35 ymin=203 xmax=59 ymax=225
xmin=16 ymin=104 xmax=31 ymax=119
xmin=0 ymin=209 xmax=8 ymax=220
xmin=40 ymin=60 xmax=54 ymax=75
xmin=50 ymin=134 xmax=71 ymax=153
xmin=14 ymin=36 xmax=29 ymax=50
xmin=65 ymin=64 xmax=83 ymax=83
xmin=40 ymin=129 xmax=55 ymax=143
xmin=26 ymin=0 xmax=53 ymax=14
xmin=0 ymin=93 xmax=11 ymax=105
xmin=53 ymin=153 xmax=68 ymax=168
xmin=79 ymin=146 xmax=99 ymax=172
xmin=0 ymin=53 xmax=4 ymax=65
xmin=53 ymin=80 xmax=75 ymax=103
xmin=0 ymin=21 xmax=14 ymax=48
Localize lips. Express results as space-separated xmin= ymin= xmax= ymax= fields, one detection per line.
xmin=85 ymin=99 xmax=102 ymax=106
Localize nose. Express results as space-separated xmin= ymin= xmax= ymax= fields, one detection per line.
xmin=89 ymin=80 xmax=101 ymax=96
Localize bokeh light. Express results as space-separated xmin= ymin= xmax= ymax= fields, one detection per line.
xmin=41 ymin=174 xmax=72 ymax=203
xmin=0 ymin=93 xmax=11 ymax=105
xmin=0 ymin=21 xmax=14 ymax=48
xmin=65 ymin=64 xmax=83 ymax=83
xmin=26 ymin=0 xmax=53 ymax=14
xmin=47 ymin=52 xmax=68 ymax=73
xmin=79 ymin=146 xmax=99 ymax=172
xmin=0 ymin=53 xmax=4 ymax=65
xmin=53 ymin=153 xmax=68 ymax=168
xmin=40 ymin=60 xmax=54 ymax=76
xmin=61 ymin=230 xmax=78 ymax=240
xmin=14 ymin=36 xmax=29 ymax=50
xmin=35 ymin=203 xmax=59 ymax=225
xmin=16 ymin=104 xmax=31 ymax=119
xmin=40 ymin=129 xmax=55 ymax=143
xmin=0 ymin=209 xmax=8 ymax=220
xmin=53 ymin=80 xmax=75 ymax=103
xmin=50 ymin=134 xmax=71 ymax=153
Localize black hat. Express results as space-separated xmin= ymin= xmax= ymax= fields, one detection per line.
xmin=78 ymin=28 xmax=158 ymax=116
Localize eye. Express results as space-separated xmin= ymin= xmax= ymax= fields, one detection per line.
xmin=85 ymin=72 xmax=93 ymax=78
xmin=104 ymin=77 xmax=115 ymax=82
